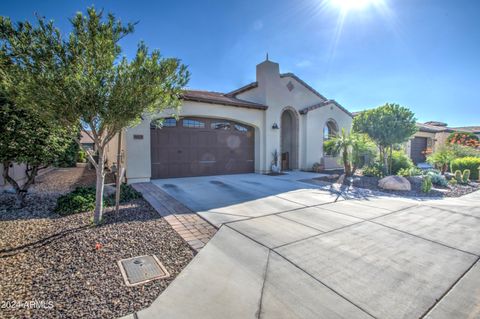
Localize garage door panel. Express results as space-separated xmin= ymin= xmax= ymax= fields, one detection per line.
xmin=150 ymin=118 xmax=254 ymax=179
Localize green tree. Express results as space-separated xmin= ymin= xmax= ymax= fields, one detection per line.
xmin=0 ymin=8 xmax=189 ymax=223
xmin=353 ymin=103 xmax=417 ymax=175
xmin=0 ymin=101 xmax=73 ymax=206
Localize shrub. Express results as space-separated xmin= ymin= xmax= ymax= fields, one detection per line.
xmin=397 ymin=166 xmax=422 ymax=177
xmin=426 ymin=171 xmax=448 ymax=187
xmin=450 ymin=144 xmax=480 ymax=158
xmin=450 ymin=157 xmax=480 ymax=180
xmin=56 ymin=184 xmax=141 ymax=215
xmin=448 ymin=178 xmax=457 ymax=186
xmin=109 ymin=184 xmax=142 ymax=204
xmin=362 ymin=163 xmax=384 ymax=177
xmin=55 ymin=186 xmax=98 ymax=215
xmin=421 ymin=176 xmax=432 ymax=193
xmin=390 ymin=150 xmax=414 ymax=175
xmin=77 ymin=149 xmax=87 ymax=163
xmin=104 ymin=184 xmax=142 ymax=206
xmin=447 ymin=132 xmax=479 ymax=148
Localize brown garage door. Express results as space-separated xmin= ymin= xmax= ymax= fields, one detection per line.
xmin=411 ymin=137 xmax=427 ymax=164
xmin=151 ymin=117 xmax=254 ymax=179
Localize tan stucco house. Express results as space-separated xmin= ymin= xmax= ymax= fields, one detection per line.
xmin=118 ymin=59 xmax=353 ymax=183
xmin=407 ymin=122 xmax=480 ymax=164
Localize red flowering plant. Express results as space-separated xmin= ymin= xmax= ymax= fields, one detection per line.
xmin=448 ymin=132 xmax=480 ymax=149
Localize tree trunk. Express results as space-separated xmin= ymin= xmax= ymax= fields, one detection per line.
xmin=388 ymin=146 xmax=393 ymax=175
xmin=441 ymin=163 xmax=447 ymax=175
xmin=343 ymin=146 xmax=351 ymax=177
xmin=2 ymin=161 xmax=39 ymax=208
xmin=380 ymin=147 xmax=388 ymax=176
xmin=93 ymin=149 xmax=105 ymax=225
xmin=115 ymin=131 xmax=122 ymax=214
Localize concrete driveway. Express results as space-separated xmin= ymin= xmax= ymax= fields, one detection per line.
xmin=130 ymin=173 xmax=480 ymax=319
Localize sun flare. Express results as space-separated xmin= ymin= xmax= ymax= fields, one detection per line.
xmin=330 ymin=0 xmax=382 ymax=11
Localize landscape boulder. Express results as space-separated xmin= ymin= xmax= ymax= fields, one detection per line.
xmin=378 ymin=175 xmax=411 ymax=191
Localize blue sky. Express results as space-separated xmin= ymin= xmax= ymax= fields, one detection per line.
xmin=1 ymin=0 xmax=479 ymax=126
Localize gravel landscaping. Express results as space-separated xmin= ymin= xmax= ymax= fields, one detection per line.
xmin=0 ymin=168 xmax=194 ymax=319
xmin=308 ymin=174 xmax=480 ymax=198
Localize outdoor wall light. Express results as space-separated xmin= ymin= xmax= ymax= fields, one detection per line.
xmin=272 ymin=123 xmax=279 ymax=129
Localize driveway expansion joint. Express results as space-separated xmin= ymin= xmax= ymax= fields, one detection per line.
xmin=369 ymin=219 xmax=479 ymax=257
xmin=420 ymin=257 xmax=480 ymax=318
xmin=256 ymin=250 xmax=271 ymax=319
xmin=224 ymin=224 xmax=378 ymax=319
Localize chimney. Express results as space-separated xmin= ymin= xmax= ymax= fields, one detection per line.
xmin=256 ymin=58 xmax=280 ymax=86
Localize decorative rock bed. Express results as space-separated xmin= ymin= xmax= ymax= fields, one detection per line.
xmin=311 ymin=174 xmax=479 ymax=198
xmin=0 ymin=168 xmax=194 ymax=319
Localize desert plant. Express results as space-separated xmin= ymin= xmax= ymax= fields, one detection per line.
xmin=323 ymin=140 xmax=339 ymax=156
xmin=426 ymin=171 xmax=448 ymax=187
xmin=329 ymin=129 xmax=353 ymax=176
xmin=448 ymin=178 xmax=457 ymax=186
xmin=426 ymin=146 xmax=455 ymax=174
xmin=312 ymin=162 xmax=323 ymax=173
xmin=421 ymin=175 xmax=432 ymax=193
xmin=463 ymin=169 xmax=470 ymax=183
xmin=397 ymin=166 xmax=422 ymax=177
xmin=450 ymin=157 xmax=480 ymax=181
xmin=328 ymin=130 xmax=377 ymax=177
xmin=454 ymin=170 xmax=463 ymax=184
xmin=272 ymin=150 xmax=279 ymax=166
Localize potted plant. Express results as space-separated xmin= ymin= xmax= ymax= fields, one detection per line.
xmin=271 ymin=149 xmax=280 ymax=173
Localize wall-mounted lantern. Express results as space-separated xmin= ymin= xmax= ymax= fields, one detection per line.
xmin=272 ymin=123 xmax=279 ymax=130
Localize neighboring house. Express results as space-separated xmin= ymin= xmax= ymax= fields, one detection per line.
xmin=407 ymin=122 xmax=480 ymax=164
xmin=407 ymin=122 xmax=452 ymax=164
xmin=450 ymin=126 xmax=480 ymax=139
xmin=114 ymin=58 xmax=353 ymax=183
xmin=80 ymin=131 xmax=95 ymax=150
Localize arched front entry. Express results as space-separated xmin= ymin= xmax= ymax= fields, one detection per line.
xmin=280 ymin=108 xmax=299 ymax=170
xmin=150 ymin=117 xmax=254 ymax=178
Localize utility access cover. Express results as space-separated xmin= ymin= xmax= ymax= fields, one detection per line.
xmin=118 ymin=255 xmax=170 ymax=286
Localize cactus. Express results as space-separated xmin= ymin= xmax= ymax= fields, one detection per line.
xmin=454 ymin=170 xmax=463 ymax=184
xmin=421 ymin=175 xmax=433 ymax=193
xmin=463 ymin=169 xmax=470 ymax=183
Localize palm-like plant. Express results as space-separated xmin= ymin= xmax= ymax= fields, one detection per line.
xmin=330 ymin=128 xmax=353 ymax=176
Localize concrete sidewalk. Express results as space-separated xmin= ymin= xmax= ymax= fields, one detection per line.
xmin=124 ymin=173 xmax=480 ymax=319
